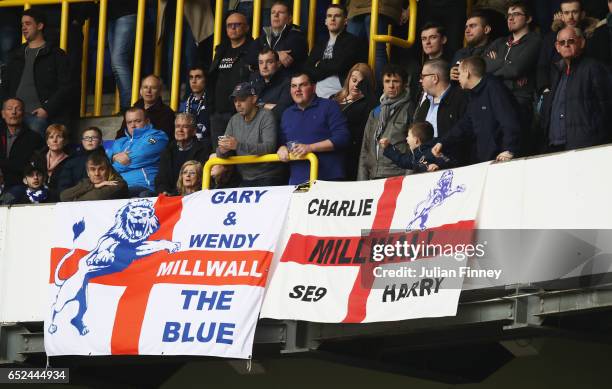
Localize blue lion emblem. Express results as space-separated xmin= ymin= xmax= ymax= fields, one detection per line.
xmin=48 ymin=199 xmax=181 ymax=336
xmin=407 ymin=170 xmax=466 ymax=231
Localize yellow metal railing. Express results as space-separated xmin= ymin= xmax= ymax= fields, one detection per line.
xmin=202 ymin=153 xmax=319 ymax=190
xmin=368 ymin=0 xmax=418 ymax=75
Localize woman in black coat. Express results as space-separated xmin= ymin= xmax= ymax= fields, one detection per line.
xmin=333 ymin=63 xmax=377 ymax=181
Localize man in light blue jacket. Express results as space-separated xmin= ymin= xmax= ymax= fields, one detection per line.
xmin=107 ymin=107 xmax=169 ymax=196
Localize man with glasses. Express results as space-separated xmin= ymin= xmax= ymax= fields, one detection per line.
xmin=209 ymin=12 xmax=253 ymax=149
xmin=484 ymin=1 xmax=541 ymax=155
xmin=414 ymin=59 xmax=468 ymax=164
xmin=277 ymin=72 xmax=350 ymax=185
xmin=537 ymin=0 xmax=601 ymax=95
xmin=541 ymin=26 xmax=612 ymax=153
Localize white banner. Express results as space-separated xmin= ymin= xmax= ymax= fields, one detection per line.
xmin=261 ymin=164 xmax=489 ymax=323
xmin=45 ymin=187 xmax=292 ymax=358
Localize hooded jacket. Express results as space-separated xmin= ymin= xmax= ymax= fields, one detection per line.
xmin=107 ymin=124 xmax=169 ymax=191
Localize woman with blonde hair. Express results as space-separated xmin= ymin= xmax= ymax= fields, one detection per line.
xmin=333 ymin=63 xmax=377 ymax=180
xmin=176 ymin=160 xmax=203 ymax=196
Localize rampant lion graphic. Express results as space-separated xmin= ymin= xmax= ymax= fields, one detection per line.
xmin=48 ymin=199 xmax=181 ymax=335
xmin=407 ymin=170 xmax=466 ymax=231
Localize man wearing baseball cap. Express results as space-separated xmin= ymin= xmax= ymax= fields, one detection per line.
xmin=215 ymin=82 xmax=287 ymax=187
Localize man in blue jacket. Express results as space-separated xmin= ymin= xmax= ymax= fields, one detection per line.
xmin=432 ymin=56 xmax=521 ymax=164
xmin=107 ymin=107 xmax=169 ymax=196
xmin=277 ymin=72 xmax=350 ymax=185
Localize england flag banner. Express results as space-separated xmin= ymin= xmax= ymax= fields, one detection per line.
xmin=261 ymin=164 xmax=489 ymax=323
xmin=45 ymin=187 xmax=292 ymax=358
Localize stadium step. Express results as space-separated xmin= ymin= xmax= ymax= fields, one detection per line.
xmin=78 ymin=114 xmax=123 ymax=141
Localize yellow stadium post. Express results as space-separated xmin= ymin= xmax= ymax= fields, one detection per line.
xmin=22 ymin=4 xmax=30 ymax=44
xmin=170 ymin=0 xmax=184 ymax=111
xmin=307 ymin=0 xmax=316 ymax=51
xmin=331 ymin=0 xmax=340 ymax=4
xmin=154 ymin=0 xmax=163 ymax=76
xmin=213 ymin=0 xmax=223 ymax=58
xmin=252 ymin=0 xmax=262 ymax=39
xmin=202 ymin=153 xmax=319 ymax=190
xmin=80 ymin=19 xmax=90 ymax=117
xmin=368 ymin=0 xmax=380 ymax=74
xmin=386 ymin=24 xmax=392 ymax=61
xmin=131 ymin=0 xmax=146 ymax=105
xmin=114 ymin=88 xmax=120 ymax=114
xmin=292 ymin=0 xmax=300 ymax=27
xmin=369 ymin=0 xmax=418 ymax=74
xmin=59 ymin=1 xmax=69 ymax=51
xmin=94 ymin=0 xmax=108 ymax=116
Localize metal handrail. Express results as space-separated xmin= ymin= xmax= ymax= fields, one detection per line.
xmin=368 ymin=0 xmax=418 ymax=74
xmin=202 ymin=153 xmax=319 ymax=190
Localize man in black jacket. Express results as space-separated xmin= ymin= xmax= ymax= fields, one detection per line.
xmin=209 ymin=12 xmax=253 ymax=149
xmin=304 ymin=4 xmax=366 ymax=98
xmin=541 ymin=26 xmax=612 ymax=153
xmin=414 ymin=58 xmax=468 ymax=164
xmin=0 ymin=97 xmax=44 ymax=189
xmin=247 ymin=1 xmax=307 ymax=76
xmin=537 ymin=0 xmax=602 ymax=94
xmin=432 ymin=56 xmax=522 ymax=164
xmin=249 ymin=48 xmax=292 ymax=122
xmin=155 ymin=113 xmax=212 ymax=195
xmin=451 ymin=10 xmax=493 ymax=81
xmin=5 ymin=8 xmax=71 ymax=136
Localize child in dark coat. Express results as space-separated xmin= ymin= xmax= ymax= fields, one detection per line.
xmin=379 ymin=121 xmax=454 ymax=173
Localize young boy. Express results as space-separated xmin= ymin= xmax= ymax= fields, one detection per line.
xmin=379 ymin=122 xmax=454 ymax=173
xmin=1 ymin=164 xmax=50 ymax=205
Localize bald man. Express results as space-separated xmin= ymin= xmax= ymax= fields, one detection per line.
xmin=541 ymin=26 xmax=612 ymax=153
xmin=115 ymin=74 xmax=176 ymax=140
xmin=208 ymin=12 xmax=254 ymax=149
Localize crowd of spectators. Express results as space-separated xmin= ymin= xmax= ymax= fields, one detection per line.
xmin=0 ymin=0 xmax=611 ymax=206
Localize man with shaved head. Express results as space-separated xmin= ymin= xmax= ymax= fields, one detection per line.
xmin=541 ymin=26 xmax=612 ymax=153
xmin=115 ymin=74 xmax=176 ymax=140
xmin=209 ymin=12 xmax=253 ymax=149
xmin=432 ymin=56 xmax=521 ymax=165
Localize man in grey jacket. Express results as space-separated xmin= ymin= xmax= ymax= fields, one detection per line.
xmin=216 ymin=82 xmax=286 ymax=187
xmin=357 ymin=64 xmax=415 ymax=180
xmin=484 ymin=0 xmax=541 ymax=155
